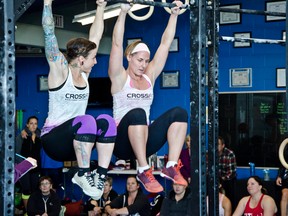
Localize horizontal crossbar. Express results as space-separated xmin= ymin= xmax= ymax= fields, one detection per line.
xmin=106 ymin=0 xmax=286 ymax=18
xmin=221 ymin=36 xmax=285 ymax=45
xmin=106 ymin=0 xmax=189 ymax=9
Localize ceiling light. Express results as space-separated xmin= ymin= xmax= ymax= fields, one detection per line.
xmin=73 ymin=3 xmax=150 ymax=25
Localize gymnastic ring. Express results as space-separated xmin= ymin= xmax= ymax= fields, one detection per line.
xmin=161 ymin=0 xmax=188 ymax=15
xmin=279 ymin=138 xmax=288 ymax=169
xmin=128 ymin=2 xmax=154 ymax=21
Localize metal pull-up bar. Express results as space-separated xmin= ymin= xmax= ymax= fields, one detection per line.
xmin=107 ymin=0 xmax=286 ymax=18
xmin=220 ymin=36 xmax=285 ymax=45
xmin=218 ymin=7 xmax=286 ymax=17
xmin=106 ymin=0 xmax=188 ymax=9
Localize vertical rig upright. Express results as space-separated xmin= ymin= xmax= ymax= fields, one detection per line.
xmin=190 ymin=0 xmax=208 ymax=215
xmin=0 ymin=0 xmax=16 ymax=215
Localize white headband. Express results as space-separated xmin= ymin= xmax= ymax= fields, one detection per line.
xmin=131 ymin=43 xmax=150 ymax=54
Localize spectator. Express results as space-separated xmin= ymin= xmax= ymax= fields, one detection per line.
xmin=27 ymin=176 xmax=61 ymax=216
xmin=218 ymin=180 xmax=232 ymax=216
xmin=180 ymin=134 xmax=191 ymax=183
xmin=159 ymin=180 xmax=192 ymax=215
xmin=276 ymin=166 xmax=288 ymax=216
xmin=15 ymin=116 xmax=42 ymax=212
xmin=233 ymin=176 xmax=277 ymax=216
xmin=105 ymin=175 xmax=151 ymax=216
xmin=218 ymin=136 xmax=237 ymax=208
xmin=85 ymin=177 xmax=118 ymax=216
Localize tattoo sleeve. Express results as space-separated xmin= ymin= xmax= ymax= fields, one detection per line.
xmin=42 ymin=4 xmax=66 ymax=64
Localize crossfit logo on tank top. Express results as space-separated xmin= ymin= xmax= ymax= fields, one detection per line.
xmin=127 ymin=93 xmax=153 ymax=99
xmin=65 ymin=93 xmax=89 ymax=100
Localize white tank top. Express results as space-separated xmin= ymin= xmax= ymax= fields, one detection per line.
xmin=113 ymin=74 xmax=153 ymax=125
xmin=43 ymin=68 xmax=89 ymax=131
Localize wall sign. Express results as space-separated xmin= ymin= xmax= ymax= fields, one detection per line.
xmin=230 ymin=68 xmax=252 ymax=87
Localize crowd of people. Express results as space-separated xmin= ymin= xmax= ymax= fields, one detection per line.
xmin=12 ymin=0 xmax=288 ymax=215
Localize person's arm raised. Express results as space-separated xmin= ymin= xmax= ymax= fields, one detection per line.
xmin=146 ymin=0 xmax=182 ymax=83
xmin=42 ymin=0 xmax=67 ymax=88
xmin=108 ymin=4 xmax=131 ymax=94
xmin=89 ymin=0 xmax=107 ymax=49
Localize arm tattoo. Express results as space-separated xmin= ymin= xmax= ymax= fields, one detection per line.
xmin=42 ymin=4 xmax=66 ymax=64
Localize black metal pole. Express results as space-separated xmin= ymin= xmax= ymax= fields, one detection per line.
xmin=285 ymin=0 xmax=288 ymax=134
xmin=207 ymin=0 xmax=219 ymax=215
xmin=190 ymin=0 xmax=207 ymax=215
xmin=0 ymin=1 xmax=16 ymax=215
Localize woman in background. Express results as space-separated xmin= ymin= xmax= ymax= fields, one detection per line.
xmin=180 ymin=134 xmax=191 ymax=183
xmin=86 ymin=177 xmax=118 ymax=216
xmin=105 ymin=175 xmax=151 ymax=216
xmin=16 ymin=116 xmax=42 ymax=212
xmin=160 ymin=181 xmax=192 ymax=216
xmin=233 ymin=176 xmax=277 ymax=216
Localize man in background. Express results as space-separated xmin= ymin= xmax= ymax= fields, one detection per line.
xmin=218 ymin=135 xmax=237 ymax=210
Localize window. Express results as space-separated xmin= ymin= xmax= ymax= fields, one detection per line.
xmin=219 ymin=92 xmax=286 ymax=167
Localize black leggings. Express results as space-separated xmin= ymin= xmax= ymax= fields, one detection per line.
xmin=114 ymin=107 xmax=188 ymax=160
xmin=41 ymin=115 xmax=116 ymax=161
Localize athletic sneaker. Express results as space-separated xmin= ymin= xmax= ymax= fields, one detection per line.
xmin=91 ymin=170 xmax=106 ymax=200
xmin=71 ymin=172 xmax=100 ymax=199
xmin=160 ymin=160 xmax=188 ymax=186
xmin=137 ymin=168 xmax=163 ymax=193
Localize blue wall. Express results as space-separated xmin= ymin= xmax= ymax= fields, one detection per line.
xmin=219 ymin=0 xmax=285 ymax=92
xmin=15 ymin=1 xmax=285 ymax=183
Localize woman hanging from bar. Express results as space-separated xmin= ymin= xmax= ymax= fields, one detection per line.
xmin=108 ymin=1 xmax=188 ymax=193
xmin=40 ymin=0 xmax=116 ymax=201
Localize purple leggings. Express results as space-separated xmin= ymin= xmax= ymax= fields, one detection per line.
xmin=41 ymin=114 xmax=116 ymax=161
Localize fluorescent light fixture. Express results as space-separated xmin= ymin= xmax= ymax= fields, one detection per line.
xmin=73 ymin=3 xmax=150 ymax=25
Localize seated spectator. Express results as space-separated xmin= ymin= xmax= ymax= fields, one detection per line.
xmin=232 ymin=176 xmax=277 ymax=216
xmin=180 ymin=134 xmax=191 ymax=183
xmin=207 ymin=179 xmax=232 ymax=216
xmin=105 ymin=175 xmax=151 ymax=216
xmin=85 ymin=177 xmax=118 ymax=216
xmin=27 ymin=176 xmax=61 ymax=216
xmin=218 ymin=191 xmax=232 ymax=216
xmin=15 ymin=157 xmax=37 ymax=183
xmin=159 ymin=180 xmax=192 ymax=215
xmin=219 ymin=180 xmax=232 ymax=216
xmin=276 ymin=167 xmax=288 ymax=216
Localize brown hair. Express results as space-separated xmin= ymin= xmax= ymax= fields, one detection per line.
xmin=26 ymin=116 xmax=38 ymax=124
xmin=124 ymin=40 xmax=148 ymax=58
xmin=65 ymin=38 xmax=96 ymax=63
xmin=248 ymin=176 xmax=267 ymax=194
xmin=218 ymin=136 xmax=225 ymax=145
xmin=106 ymin=176 xmax=113 ymax=187
xmin=39 ymin=176 xmax=53 ymax=186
